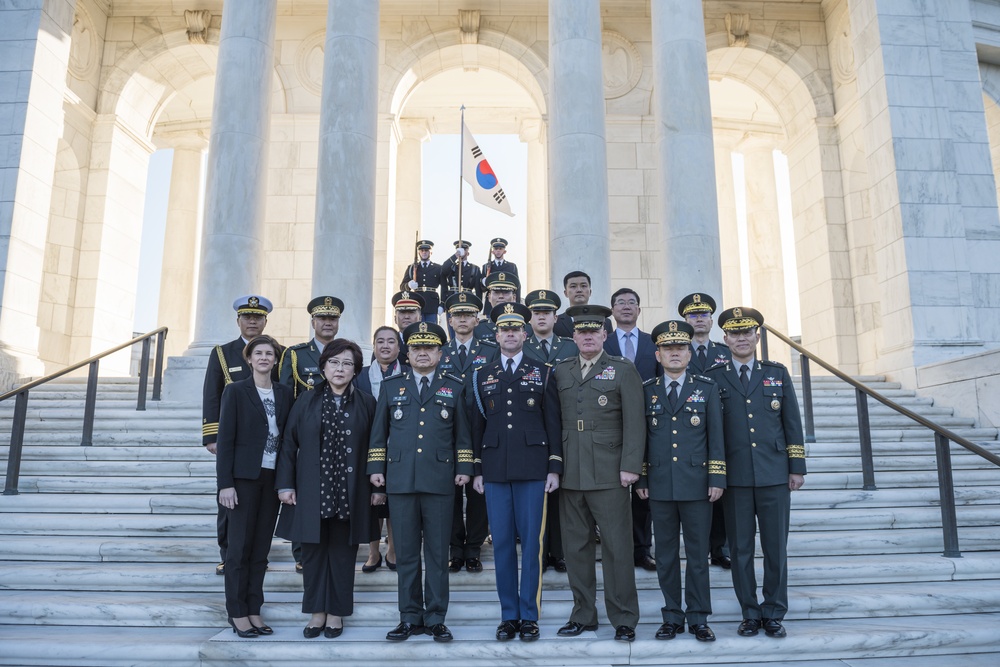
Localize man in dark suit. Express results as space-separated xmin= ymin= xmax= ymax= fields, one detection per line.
xmin=391 ymin=291 xmax=425 ymax=366
xmin=706 ymin=307 xmax=806 ymax=639
xmin=438 ymin=292 xmax=498 ymax=573
xmin=368 ymin=322 xmax=474 ymax=643
xmin=202 ymin=294 xmax=273 ymax=575
xmin=470 ymin=302 xmax=562 ymax=642
xmin=355 ymin=325 xmax=408 ymax=399
xmin=679 ymin=292 xmax=733 ymax=569
xmin=604 ymin=287 xmax=658 ymax=571
xmin=552 ymin=304 xmax=645 ymax=642
xmin=279 ymin=296 xmax=343 ymax=400
xmin=636 ymin=320 xmax=725 ymax=642
xmin=480 ymin=237 xmax=519 ymax=302
xmin=440 ymin=240 xmax=482 ymax=304
xmin=401 ymin=239 xmax=443 ymax=323
xmin=553 ymin=271 xmax=614 ymax=338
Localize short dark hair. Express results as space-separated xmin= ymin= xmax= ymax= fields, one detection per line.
xmin=242 ymin=335 xmax=279 ymax=362
xmin=563 ymin=270 xmax=592 ymax=288
xmin=319 ymin=339 xmax=364 ymax=378
xmin=372 ymin=325 xmax=398 ymax=342
xmin=611 ymin=287 xmax=640 ymax=306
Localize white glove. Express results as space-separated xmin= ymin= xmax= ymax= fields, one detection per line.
xmin=407 ymin=280 xmax=418 ymax=289
xmin=456 ymin=247 xmax=466 ymax=258
xmin=437 ymin=306 xmax=445 ymax=315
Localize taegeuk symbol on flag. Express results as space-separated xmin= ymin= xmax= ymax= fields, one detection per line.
xmin=461 ymin=122 xmax=514 ymax=217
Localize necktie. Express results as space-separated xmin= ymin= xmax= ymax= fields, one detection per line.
xmin=740 ymin=364 xmax=750 ymax=391
xmin=422 ymin=262 xmax=428 ymax=269
xmin=458 ymin=344 xmax=468 ymax=368
xmin=697 ymin=345 xmax=707 ymax=366
xmin=541 ymin=339 xmax=550 ymax=358
xmin=623 ymin=332 xmax=636 ymax=362
xmin=419 ymin=375 xmax=429 ymax=397
xmin=506 ymin=358 xmax=515 ymax=375
xmin=668 ymin=380 xmax=679 ymax=410
xmin=581 ymin=360 xmax=591 ymax=380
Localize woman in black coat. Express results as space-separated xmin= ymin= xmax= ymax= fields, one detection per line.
xmin=216 ymin=335 xmax=292 ymax=638
xmin=276 ymin=338 xmax=381 ymax=638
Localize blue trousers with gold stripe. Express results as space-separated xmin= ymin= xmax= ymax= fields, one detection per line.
xmin=484 ymin=480 xmax=547 ymax=622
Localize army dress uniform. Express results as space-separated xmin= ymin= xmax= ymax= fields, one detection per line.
xmin=367 ymin=322 xmax=474 ymax=632
xmin=279 ymin=296 xmax=344 ymax=400
xmin=552 ymin=305 xmax=645 ymax=633
xmin=480 ymin=237 xmax=520 ymax=302
xmin=705 ymin=307 xmax=806 ymax=632
xmin=639 ymin=321 xmax=726 ymax=637
xmin=440 ymin=240 xmax=483 ymax=303
xmin=392 ymin=291 xmax=426 ymax=365
xmin=474 ymin=272 xmax=533 ymax=343
xmin=400 ymin=239 xmax=443 ymax=322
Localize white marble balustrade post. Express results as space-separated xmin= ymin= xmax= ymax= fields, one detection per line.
xmin=187 ymin=0 xmax=277 ymax=353
xmin=392 ymin=119 xmax=428 ymax=296
xmin=313 ymin=0 xmax=379 ymax=344
xmin=651 ymin=0 xmax=722 ymax=306
xmin=547 ymin=0 xmax=612 ymax=304
xmin=157 ymin=137 xmax=206 ymax=359
xmin=520 ymin=119 xmax=548 ymax=291
xmin=713 ymin=136 xmax=742 ymax=310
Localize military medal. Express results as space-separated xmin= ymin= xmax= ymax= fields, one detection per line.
xmin=598 ymin=395 xmax=608 ymax=406
xmin=690 ymin=415 xmax=701 ymax=426
xmin=651 ymin=417 xmax=658 ymax=426
xmin=393 ymin=407 xmax=403 ymax=420
xmin=307 ymin=376 xmax=315 ymax=386
xmin=771 ymin=399 xmax=781 ymax=410
xmin=441 ymin=408 xmax=449 ymax=419
xmin=527 ymin=398 xmax=536 ymax=407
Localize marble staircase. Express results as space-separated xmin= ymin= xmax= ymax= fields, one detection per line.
xmin=1 ymin=375 xmax=999 ymax=666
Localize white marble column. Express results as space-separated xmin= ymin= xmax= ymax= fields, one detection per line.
xmin=713 ymin=137 xmax=742 ymax=309
xmin=188 ymin=0 xmax=277 ymax=353
xmin=313 ymin=0 xmax=379 ymax=344
xmin=547 ymin=0 xmax=612 ymax=304
xmin=651 ymin=0 xmax=722 ymax=307
xmin=521 ymin=119 xmax=548 ymax=291
xmin=392 ymin=119 xmax=428 ymax=293
xmin=742 ymin=140 xmax=790 ymax=365
xmin=157 ymin=137 xmax=206 ymax=359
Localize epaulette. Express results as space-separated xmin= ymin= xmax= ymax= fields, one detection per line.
xmin=442 ymin=371 xmax=465 ymax=383
xmin=555 ymin=356 xmax=575 ymax=364
xmin=288 ymin=340 xmax=312 ymax=350
xmin=383 ymin=371 xmax=405 ymax=381
xmin=692 ymin=373 xmax=716 ymax=384
xmin=607 ymin=355 xmax=626 ymax=362
xmin=642 ymin=377 xmax=657 ymax=387
xmin=761 ymin=359 xmax=786 ymax=368
xmin=479 ymin=339 xmax=499 ymax=348
xmin=706 ymin=361 xmax=728 ymax=372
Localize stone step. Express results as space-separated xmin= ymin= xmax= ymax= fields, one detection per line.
xmin=1 ymin=524 xmax=996 ymax=562
xmin=1 ymin=614 xmax=998 ymax=667
xmin=1 ymin=553 xmax=996 ymax=593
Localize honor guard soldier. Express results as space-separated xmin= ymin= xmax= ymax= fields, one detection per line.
xmin=524 ymin=290 xmax=577 ymax=366
xmin=480 ymin=237 xmax=519 ymax=300
xmin=474 ymin=272 xmax=532 ymax=343
xmin=440 ymin=240 xmax=482 ymax=303
xmin=368 ymin=321 xmax=474 ymax=643
xmin=636 ymin=320 xmax=725 ymax=642
xmin=202 ymin=295 xmax=275 ymax=575
xmin=391 ymin=291 xmax=425 ymax=365
xmin=679 ymin=292 xmax=732 ymax=569
xmin=279 ymin=296 xmax=343 ymax=400
xmin=401 ymin=239 xmax=443 ymax=323
xmin=438 ymin=291 xmax=498 ymax=572
xmin=470 ymin=302 xmax=562 ymax=642
xmin=706 ymin=307 xmax=806 ymax=639
xmin=552 ymin=304 xmax=644 ymax=642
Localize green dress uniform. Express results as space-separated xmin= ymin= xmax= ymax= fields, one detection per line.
xmin=640 ymin=373 xmax=725 ymax=627
xmin=688 ymin=340 xmax=731 ymax=375
xmin=552 ymin=350 xmax=645 ymax=630
xmin=523 ymin=334 xmax=578 ymax=365
xmin=367 ymin=369 xmax=474 ymax=627
xmin=278 ymin=340 xmax=324 ymax=400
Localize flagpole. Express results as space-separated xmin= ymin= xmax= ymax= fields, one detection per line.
xmin=457 ymin=104 xmax=466 ymax=292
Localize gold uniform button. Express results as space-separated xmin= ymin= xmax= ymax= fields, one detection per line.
xmin=750 ymin=428 xmax=755 ymax=433
xmin=420 ymin=407 xmax=426 ymax=412
xmin=508 ymin=388 xmax=513 ymax=393
xmin=507 ymin=412 xmax=512 ymax=417
xmin=507 ymin=424 xmax=513 ymax=429
xmin=419 ymin=421 xmax=424 ymax=426
xmin=672 ymin=416 xmax=677 ymax=421
xmin=748 ymin=413 xmax=753 ymax=418
xmin=672 ymin=430 xmax=678 ymax=435
xmin=418 ymin=434 xmax=423 ymax=439
xmin=672 ymin=456 xmax=678 ymax=462
xmin=751 ymin=443 xmax=757 ymax=447
xmin=507 ymin=400 xmax=512 ymax=405
xmin=746 ymin=399 xmax=751 ymax=404
xmin=417 ymin=448 xmax=422 ymax=453
xmin=672 ymin=443 xmax=678 ymax=449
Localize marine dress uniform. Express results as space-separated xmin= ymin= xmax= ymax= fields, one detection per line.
xmin=639 ymin=320 xmax=725 ymax=642
xmin=552 ymin=305 xmax=645 ymax=639
xmin=400 ymin=239 xmax=442 ymax=323
xmin=367 ymin=322 xmax=474 ymax=642
xmin=706 ymin=307 xmax=806 ymax=639
xmin=470 ymin=303 xmax=563 ymax=641
xmin=279 ymin=296 xmax=344 ymax=400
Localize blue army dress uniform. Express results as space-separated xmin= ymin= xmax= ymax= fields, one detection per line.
xmin=367 ymin=322 xmax=474 ymax=636
xmin=470 ymin=303 xmax=563 ymax=640
xmin=440 ymin=239 xmax=483 ymax=303
xmin=706 ymin=307 xmax=806 ymax=637
xmin=639 ymin=320 xmax=726 ymax=641
xmin=278 ymin=296 xmax=344 ymax=399
xmin=473 ymin=272 xmax=533 ymax=343
xmin=400 ymin=239 xmax=442 ymax=322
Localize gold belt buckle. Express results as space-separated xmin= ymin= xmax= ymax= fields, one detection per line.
xmin=577 ymin=420 xmax=584 ymax=432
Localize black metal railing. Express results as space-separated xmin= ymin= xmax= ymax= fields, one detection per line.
xmin=760 ymin=325 xmax=1000 ymax=558
xmin=1 ymin=328 xmax=168 ymax=495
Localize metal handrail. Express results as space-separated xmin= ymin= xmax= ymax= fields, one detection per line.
xmin=760 ymin=324 xmax=1000 ymax=558
xmin=2 ymin=328 xmax=168 ymax=495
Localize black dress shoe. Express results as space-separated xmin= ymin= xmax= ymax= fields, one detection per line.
xmin=496 ymin=620 xmax=520 ymax=641
xmin=614 ymin=625 xmax=636 ymax=642
xmin=554 ymin=558 xmax=567 ymax=572
xmin=324 ymin=625 xmax=344 ymax=638
xmin=557 ymin=620 xmax=598 ymax=636
xmin=362 ymin=553 xmax=382 ymax=573
xmin=250 ymin=623 xmax=273 ymax=635
xmin=303 ymin=626 xmax=323 ymax=639
xmin=763 ymin=618 xmax=786 ymax=638
xmin=386 ymin=558 xmax=396 ymax=571
xmin=228 ymin=618 xmax=257 ymax=638
xmin=386 ymin=622 xmax=425 ymax=641
xmin=690 ymin=623 xmax=716 ymax=642
xmin=654 ymin=622 xmax=684 ymax=640
xmin=448 ymin=557 xmax=464 ymax=573
xmin=215 ymin=563 xmax=225 ymax=576
xmin=427 ymin=623 xmax=453 ymax=642
xmin=738 ymin=618 xmax=761 ymax=637
xmin=634 ymin=554 xmax=657 ymax=571
xmin=466 ymin=557 xmax=483 ymax=573
xmin=295 ymin=562 xmax=303 ymax=574
xmin=519 ymin=620 xmax=539 ymax=641
xmin=710 ymin=554 xmax=732 ymax=569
